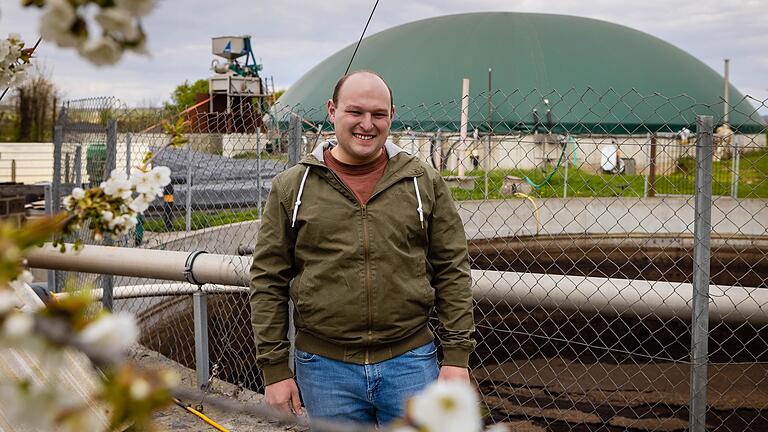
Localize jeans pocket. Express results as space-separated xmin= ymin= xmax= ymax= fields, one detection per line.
xmin=294 ymin=349 xmax=317 ymax=363
xmin=406 ymin=341 xmax=437 ymax=359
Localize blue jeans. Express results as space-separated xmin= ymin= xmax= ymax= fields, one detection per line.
xmin=294 ymin=341 xmax=440 ymax=426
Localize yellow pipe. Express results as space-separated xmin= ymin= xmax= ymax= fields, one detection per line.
xmin=174 ymin=398 xmax=230 ymax=432
xmin=513 ymin=192 xmax=540 ymax=235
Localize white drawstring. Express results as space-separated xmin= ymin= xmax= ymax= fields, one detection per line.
xmin=291 ymin=167 xmax=311 ymax=228
xmin=413 ymin=177 xmax=424 ymax=229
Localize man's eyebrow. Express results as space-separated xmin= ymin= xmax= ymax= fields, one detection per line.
xmin=344 ymin=104 xmax=389 ymax=113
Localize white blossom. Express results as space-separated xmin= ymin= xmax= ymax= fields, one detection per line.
xmin=0 ymin=383 xmax=58 ymax=431
xmin=77 ymin=312 xmax=139 ymax=360
xmin=71 ymin=187 xmax=86 ymax=200
xmin=95 ymin=7 xmax=140 ymax=41
xmin=128 ymin=195 xmax=152 ymax=213
xmin=39 ymin=0 xmax=80 ymax=48
xmin=77 ymin=37 xmax=122 ymax=66
xmin=4 ymin=313 xmax=34 ymax=338
xmin=408 ymin=381 xmax=482 ymax=432
xmin=116 ymin=0 xmax=156 ymax=17
xmin=149 ymin=166 xmax=172 ymax=191
xmin=102 ymin=176 xmax=132 ymax=200
xmin=102 ymin=210 xmax=114 ymax=222
xmin=129 ymin=378 xmax=151 ymax=400
xmin=17 ymin=270 xmax=34 ymax=285
xmin=109 ymin=168 xmax=129 ymax=183
xmin=130 ymin=170 xmax=155 ymax=195
xmin=0 ymin=291 xmax=21 ymax=314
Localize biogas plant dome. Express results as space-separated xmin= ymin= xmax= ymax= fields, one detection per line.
xmin=276 ymin=12 xmax=764 ymax=134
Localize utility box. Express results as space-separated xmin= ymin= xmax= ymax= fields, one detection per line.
xmin=209 ymin=75 xmax=263 ymax=96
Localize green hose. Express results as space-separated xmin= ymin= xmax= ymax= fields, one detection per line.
xmin=524 ymin=136 xmax=579 ymax=190
xmin=524 ymin=139 xmax=568 ymax=189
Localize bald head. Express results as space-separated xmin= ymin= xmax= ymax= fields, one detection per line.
xmin=332 ymin=70 xmax=394 ymax=111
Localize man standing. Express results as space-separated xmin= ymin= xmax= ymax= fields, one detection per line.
xmin=250 ymin=71 xmax=474 ymax=426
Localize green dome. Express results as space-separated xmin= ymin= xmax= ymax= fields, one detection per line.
xmin=277 ymin=13 xmax=764 ymax=134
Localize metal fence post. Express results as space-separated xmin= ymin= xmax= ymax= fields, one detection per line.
xmin=288 ymin=114 xmax=301 ymax=168
xmin=101 ymin=119 xmax=118 ymax=311
xmin=105 ymin=119 xmax=118 ymax=179
xmin=562 ymin=136 xmax=569 ymax=198
xmin=689 ymin=115 xmax=713 ymax=432
xmin=186 ymin=144 xmax=193 ymax=233
xmin=256 ymin=127 xmax=262 ymax=220
xmin=74 ymin=145 xmax=82 ymax=186
xmin=730 ymin=135 xmax=740 ymax=199
xmin=193 ymin=291 xmax=210 ymax=389
xmin=125 ymin=132 xmax=132 ymax=176
xmin=43 ymin=183 xmax=58 ymax=293
xmin=647 ymin=133 xmax=657 ymax=197
xmin=52 ymin=124 xmax=63 ymax=212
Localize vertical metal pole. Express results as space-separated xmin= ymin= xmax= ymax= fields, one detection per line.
xmin=52 ymin=124 xmax=63 ymax=212
xmin=689 ymin=115 xmax=713 ymax=432
xmin=288 ymin=114 xmax=301 ymax=168
xmin=10 ymin=160 xmax=15 ymax=183
xmin=256 ymin=127 xmax=262 ymax=220
xmin=44 ymin=183 xmax=57 ymax=293
xmin=125 ymin=133 xmax=132 ymax=176
xmin=105 ymin=119 xmax=118 ymax=179
xmin=643 ymin=173 xmax=649 ymax=198
xmin=101 ymin=119 xmax=118 ymax=310
xmin=723 ymin=59 xmax=730 ymax=125
xmin=186 ymin=144 xmax=192 ymax=233
xmin=193 ymin=291 xmax=210 ymax=389
xmin=74 ymin=146 xmax=82 ymax=186
xmin=485 ymin=67 xmax=491 ymax=200
xmin=731 ymin=136 xmax=740 ymax=199
xmin=64 ymin=153 xmax=71 ymax=184
xmin=647 ymin=134 xmax=657 ymax=197
xmin=563 ymin=137 xmax=569 ymax=198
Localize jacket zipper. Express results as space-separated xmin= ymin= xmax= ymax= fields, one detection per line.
xmin=362 ymin=204 xmax=372 ymax=364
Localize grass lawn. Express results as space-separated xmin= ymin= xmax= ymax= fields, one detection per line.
xmin=448 ymin=149 xmax=768 ymax=200
xmin=143 ymin=208 xmax=261 ymax=232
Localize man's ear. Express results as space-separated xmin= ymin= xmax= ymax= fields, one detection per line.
xmin=390 ymin=104 xmax=396 ymax=120
xmin=327 ymin=99 xmax=336 ymax=122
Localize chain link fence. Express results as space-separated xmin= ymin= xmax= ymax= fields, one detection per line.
xmin=50 ymin=89 xmax=768 ymax=431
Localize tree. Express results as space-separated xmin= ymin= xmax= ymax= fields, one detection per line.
xmin=15 ymin=66 xmax=58 ymax=142
xmin=163 ymin=79 xmax=208 ymax=113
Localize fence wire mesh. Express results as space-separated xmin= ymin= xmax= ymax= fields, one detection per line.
xmin=51 ymin=89 xmax=768 ymax=431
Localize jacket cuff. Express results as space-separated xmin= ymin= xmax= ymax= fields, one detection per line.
xmin=262 ymin=362 xmax=294 ymax=386
xmin=441 ymin=347 xmax=471 ymax=368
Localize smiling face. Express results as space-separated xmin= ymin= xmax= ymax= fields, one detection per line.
xmin=327 ymin=72 xmax=395 ymax=165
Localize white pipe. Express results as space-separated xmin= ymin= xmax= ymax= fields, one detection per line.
xmin=458 ymin=78 xmax=470 ymax=177
xmin=472 ymin=270 xmax=768 ymax=325
xmin=55 ymin=283 xmax=247 ymax=300
xmin=27 ymin=244 xmax=768 ymax=325
xmin=27 ymin=243 xmax=249 ymax=287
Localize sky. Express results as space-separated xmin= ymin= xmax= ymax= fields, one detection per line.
xmin=2 ymin=0 xmax=767 ymax=113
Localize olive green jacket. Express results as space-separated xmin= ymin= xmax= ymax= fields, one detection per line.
xmin=250 ymin=140 xmax=474 ymax=386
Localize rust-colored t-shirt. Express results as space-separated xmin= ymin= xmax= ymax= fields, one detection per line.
xmin=324 ymin=148 xmax=388 ymax=205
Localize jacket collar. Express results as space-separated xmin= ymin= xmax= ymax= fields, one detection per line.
xmin=301 ymin=139 xmax=424 ymax=177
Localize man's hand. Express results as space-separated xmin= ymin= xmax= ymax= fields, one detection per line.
xmin=265 ymin=378 xmax=303 ymax=415
xmin=438 ymin=365 xmax=470 ymax=382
